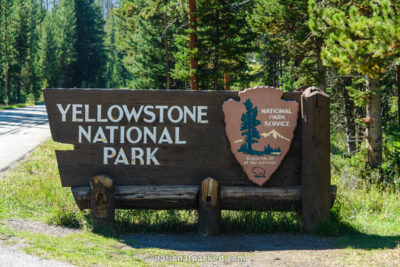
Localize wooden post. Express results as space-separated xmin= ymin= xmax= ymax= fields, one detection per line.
xmin=301 ymin=87 xmax=331 ymax=232
xmin=90 ymin=174 xmax=115 ymax=229
xmin=198 ymin=177 xmax=221 ymax=236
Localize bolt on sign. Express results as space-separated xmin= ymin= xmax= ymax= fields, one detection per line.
xmin=44 ymin=87 xmax=335 ymax=234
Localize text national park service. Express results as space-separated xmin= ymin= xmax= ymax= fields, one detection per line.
xmin=56 ymin=104 xmax=209 ymax=166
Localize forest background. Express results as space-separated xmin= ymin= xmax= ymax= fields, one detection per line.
xmin=0 ymin=0 xmax=400 ymax=223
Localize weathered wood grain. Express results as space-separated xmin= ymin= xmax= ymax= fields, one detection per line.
xmin=73 ymin=185 xmax=198 ymax=210
xmin=71 ymin=184 xmax=337 ymax=210
xmin=90 ymin=174 xmax=115 ymax=228
xmin=301 ymin=88 xmax=331 ymax=232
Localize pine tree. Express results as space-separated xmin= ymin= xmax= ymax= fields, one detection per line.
xmin=115 ymin=0 xmax=169 ymax=89
xmin=239 ymin=99 xmax=261 ymax=154
xmin=173 ymin=0 xmax=255 ymax=90
xmin=54 ymin=0 xmax=77 ymax=87
xmin=13 ymin=0 xmax=29 ymax=102
xmin=26 ymin=0 xmax=40 ymax=100
xmin=37 ymin=13 xmax=58 ymax=88
xmin=0 ymin=0 xmax=13 ymax=104
xmin=72 ymin=0 xmax=106 ymax=88
xmin=104 ymin=11 xmax=128 ymax=88
xmin=308 ymin=0 xmax=400 ymax=168
xmin=249 ymin=0 xmax=325 ymax=91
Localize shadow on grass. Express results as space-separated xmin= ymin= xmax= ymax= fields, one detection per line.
xmin=55 ymin=209 xmax=399 ymax=252
xmin=335 ymin=234 xmax=400 ymax=250
xmin=317 ymin=212 xmax=400 ymax=251
xmin=116 ymin=225 xmax=400 ymax=252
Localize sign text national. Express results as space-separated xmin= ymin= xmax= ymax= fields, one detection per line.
xmin=55 ymin=103 xmax=209 ymax=166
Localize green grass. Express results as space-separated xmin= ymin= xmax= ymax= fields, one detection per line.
xmin=329 ymin=132 xmax=400 ymax=236
xmin=0 ymin=139 xmax=399 ymax=266
xmin=0 ymin=222 xmax=180 ymax=266
xmin=316 ymin=132 xmax=400 ymax=265
xmin=0 ymin=141 xmax=76 ymax=222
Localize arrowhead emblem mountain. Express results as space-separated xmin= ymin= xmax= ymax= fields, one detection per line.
xmin=234 ymin=129 xmax=290 ymax=144
xmin=260 ymin=130 xmax=290 ymax=142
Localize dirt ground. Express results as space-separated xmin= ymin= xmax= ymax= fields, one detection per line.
xmin=126 ymin=232 xmax=342 ymax=267
xmin=2 ymin=219 xmax=343 ymax=266
xmin=3 ymin=219 xmax=80 ymax=237
xmin=2 ymin=219 xmax=400 ymax=267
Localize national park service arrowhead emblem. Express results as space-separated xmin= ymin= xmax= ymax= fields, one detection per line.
xmin=223 ymin=87 xmax=299 ymax=186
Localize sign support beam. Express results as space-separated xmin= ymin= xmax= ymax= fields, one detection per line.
xmin=198 ymin=177 xmax=221 ymax=236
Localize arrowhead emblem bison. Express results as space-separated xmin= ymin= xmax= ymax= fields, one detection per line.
xmin=223 ymin=87 xmax=299 ymax=186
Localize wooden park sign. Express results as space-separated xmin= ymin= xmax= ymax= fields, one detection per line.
xmin=44 ymin=86 xmax=336 ymax=234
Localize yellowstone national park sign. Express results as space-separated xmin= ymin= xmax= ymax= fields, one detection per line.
xmin=44 ymin=87 xmax=334 ymax=234
xmin=223 ymin=87 xmax=299 ymax=186
xmin=44 ymin=88 xmax=301 ymax=188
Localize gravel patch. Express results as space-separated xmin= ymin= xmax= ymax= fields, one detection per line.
xmin=2 ymin=219 xmax=81 ymax=237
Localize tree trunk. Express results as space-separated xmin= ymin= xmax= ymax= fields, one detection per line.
xmin=396 ymin=64 xmax=400 ymax=128
xmin=316 ymin=39 xmax=326 ymax=91
xmin=365 ymin=75 xmax=382 ymax=168
xmin=2 ymin=0 xmax=10 ymax=105
xmin=342 ymin=77 xmax=356 ymax=153
xmin=188 ymin=0 xmax=198 ymax=90
xmin=3 ymin=72 xmax=9 ymax=105
xmin=224 ymin=72 xmax=230 ymax=91
xmin=39 ymin=0 xmax=43 ymax=34
xmin=17 ymin=61 xmax=22 ymax=103
xmin=213 ymin=10 xmax=220 ymax=91
xmin=17 ymin=9 xmax=23 ymax=103
xmin=27 ymin=0 xmax=34 ymax=97
xmin=355 ymin=106 xmax=364 ymax=148
xmin=163 ymin=0 xmax=170 ymax=90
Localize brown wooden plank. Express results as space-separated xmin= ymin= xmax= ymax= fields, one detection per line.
xmin=49 ymin=123 xmax=230 ymax=146
xmin=71 ymin=185 xmax=337 ymax=210
xmin=56 ymin=154 xmax=300 ymax=187
xmin=73 ymin=185 xmax=198 ymax=210
xmin=44 ymin=89 xmax=300 ymax=144
xmin=54 ymin=113 xmax=302 ymax=187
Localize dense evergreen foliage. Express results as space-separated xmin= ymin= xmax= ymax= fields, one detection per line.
xmin=0 ymin=0 xmax=106 ymax=101
xmin=72 ymin=0 xmax=106 ymax=88
xmin=0 ymin=0 xmax=399 ymax=178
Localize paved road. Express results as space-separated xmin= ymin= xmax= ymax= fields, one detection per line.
xmin=0 ymin=105 xmax=51 ymax=174
xmin=0 ymin=106 xmax=76 ymax=266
